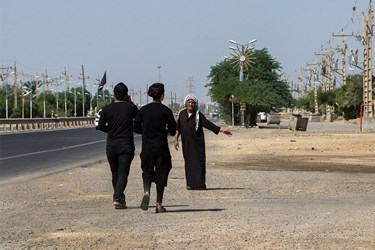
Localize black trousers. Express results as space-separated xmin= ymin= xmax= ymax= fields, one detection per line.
xmin=106 ymin=144 xmax=135 ymax=202
xmin=140 ymin=145 xmax=172 ymax=187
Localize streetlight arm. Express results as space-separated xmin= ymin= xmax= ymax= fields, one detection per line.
xmin=229 ymin=40 xmax=238 ymax=45
xmin=247 ymin=39 xmax=257 ymax=44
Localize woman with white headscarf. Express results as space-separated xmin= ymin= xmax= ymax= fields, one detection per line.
xmin=174 ymin=94 xmax=232 ymax=190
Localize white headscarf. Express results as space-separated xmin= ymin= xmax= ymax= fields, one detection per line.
xmin=183 ymin=94 xmax=200 ymax=131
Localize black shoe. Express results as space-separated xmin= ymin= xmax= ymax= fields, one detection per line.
xmin=113 ymin=200 xmax=127 ymax=209
xmin=155 ymin=205 xmax=167 ymax=213
xmin=141 ymin=192 xmax=150 ymax=211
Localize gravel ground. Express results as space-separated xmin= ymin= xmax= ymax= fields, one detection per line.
xmin=1 ymin=120 xmax=375 ymax=249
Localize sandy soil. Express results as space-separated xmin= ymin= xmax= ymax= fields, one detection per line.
xmin=1 ymin=121 xmax=375 ymax=249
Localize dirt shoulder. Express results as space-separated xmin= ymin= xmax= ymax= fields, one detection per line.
xmin=1 ymin=123 xmax=375 ymax=249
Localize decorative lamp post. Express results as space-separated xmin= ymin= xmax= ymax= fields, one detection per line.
xmin=51 ymin=89 xmax=59 ymax=116
xmin=228 ymin=38 xmax=256 ymax=127
xmin=74 ymin=86 xmax=77 ymax=117
xmin=60 ymin=79 xmax=67 ymax=117
xmin=229 ymin=94 xmax=234 ymax=126
xmin=157 ymin=66 xmax=161 ymax=82
xmin=29 ymin=76 xmax=34 ymax=118
xmin=42 ymin=75 xmax=47 ymax=118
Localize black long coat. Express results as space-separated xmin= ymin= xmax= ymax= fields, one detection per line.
xmin=176 ymin=110 xmax=220 ymax=189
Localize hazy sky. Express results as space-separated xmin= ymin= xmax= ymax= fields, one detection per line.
xmin=0 ymin=0 xmax=370 ymax=104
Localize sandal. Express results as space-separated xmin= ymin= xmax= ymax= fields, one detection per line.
xmin=155 ymin=205 xmax=167 ymax=213
xmin=113 ymin=200 xmax=127 ymax=209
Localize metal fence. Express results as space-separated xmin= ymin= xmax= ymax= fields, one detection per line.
xmin=0 ymin=117 xmax=95 ymax=132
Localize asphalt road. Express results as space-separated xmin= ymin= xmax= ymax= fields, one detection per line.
xmin=0 ymin=119 xmax=359 ymax=183
xmin=0 ymin=127 xmax=141 ymax=182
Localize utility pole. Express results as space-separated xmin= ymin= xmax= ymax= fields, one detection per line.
xmin=42 ymin=73 xmax=47 ymax=118
xmin=78 ymin=65 xmax=89 ymax=116
xmin=45 ymin=70 xmax=49 ymax=91
xmin=129 ymin=89 xmax=137 ymax=105
xmin=21 ymin=72 xmax=25 ymax=118
xmin=186 ymin=76 xmax=195 ymax=94
xmin=146 ymin=84 xmax=149 ymax=104
xmin=306 ymin=66 xmax=312 ymax=93
xmin=13 ymin=62 xmax=17 ymax=108
xmin=332 ymin=30 xmax=359 ymax=87
xmin=95 ymin=75 xmax=100 ymax=107
xmin=362 ymin=2 xmax=373 ymax=117
xmin=313 ymin=65 xmax=319 ymax=114
xmin=138 ymin=88 xmax=142 ymax=106
xmin=327 ymin=45 xmax=334 ymax=122
xmin=62 ymin=67 xmax=72 ymax=117
xmin=340 ymin=31 xmax=347 ymax=85
xmin=1 ymin=65 xmax=10 ymax=87
xmin=307 ymin=62 xmax=320 ymax=114
xmin=316 ymin=47 xmax=331 ymax=120
xmin=298 ymin=68 xmax=304 ymax=98
xmin=1 ymin=65 xmax=11 ymax=118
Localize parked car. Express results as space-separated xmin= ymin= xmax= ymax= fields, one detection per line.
xmin=258 ymin=112 xmax=267 ymax=123
xmin=95 ymin=109 xmax=102 ymax=128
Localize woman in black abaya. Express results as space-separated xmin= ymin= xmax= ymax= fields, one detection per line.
xmin=174 ymin=94 xmax=232 ymax=190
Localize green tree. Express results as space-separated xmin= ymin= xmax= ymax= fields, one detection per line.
xmin=295 ymin=91 xmax=315 ymax=112
xmin=207 ymin=48 xmax=293 ymax=126
xmin=336 ymin=74 xmax=363 ymax=120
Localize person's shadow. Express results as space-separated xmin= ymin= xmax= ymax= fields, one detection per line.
xmin=205 ymin=187 xmax=244 ymax=191
xmin=165 ymin=207 xmax=225 ymax=213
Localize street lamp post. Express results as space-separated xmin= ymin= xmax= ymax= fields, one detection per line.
xmin=29 ymin=78 xmax=33 ymax=118
xmin=56 ymin=90 xmax=59 ymax=116
xmin=43 ymin=77 xmax=46 ymax=118
xmin=157 ymin=66 xmax=161 ymax=82
xmin=82 ymin=84 xmax=84 ymax=117
xmin=60 ymin=79 xmax=68 ymax=117
xmin=64 ymin=87 xmax=67 ymax=117
xmin=5 ymin=79 xmax=8 ymax=119
xmin=74 ymin=87 xmax=77 ymax=117
xmin=51 ymin=89 xmax=59 ymax=116
xmin=228 ymin=38 xmax=256 ymax=127
xmin=230 ymin=95 xmax=234 ymax=126
xmin=35 ymin=74 xmax=46 ymax=118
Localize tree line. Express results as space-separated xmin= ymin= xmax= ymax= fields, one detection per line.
xmin=206 ymin=48 xmax=365 ymax=125
xmin=1 ymin=49 xmax=366 ymax=121
xmin=0 ymin=80 xmax=112 ymax=118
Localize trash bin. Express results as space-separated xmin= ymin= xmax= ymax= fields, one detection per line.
xmin=295 ymin=117 xmax=308 ymax=131
xmin=288 ymin=117 xmax=309 ymax=131
xmin=267 ymin=114 xmax=281 ymax=125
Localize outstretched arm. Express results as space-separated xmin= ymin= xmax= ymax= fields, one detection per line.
xmin=219 ymin=127 xmax=232 ymax=137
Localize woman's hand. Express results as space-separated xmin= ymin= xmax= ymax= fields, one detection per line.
xmin=174 ymin=139 xmax=179 ymax=151
xmin=220 ymin=128 xmax=233 ymax=137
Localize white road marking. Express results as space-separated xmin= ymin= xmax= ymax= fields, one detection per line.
xmin=0 ymin=140 xmax=106 ymax=160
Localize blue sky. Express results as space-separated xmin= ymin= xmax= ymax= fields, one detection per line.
xmin=0 ymin=0 xmax=370 ymax=104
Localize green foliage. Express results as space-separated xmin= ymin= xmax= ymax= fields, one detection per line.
xmin=337 ymin=74 xmax=363 ymax=120
xmin=295 ymin=91 xmax=315 ymax=112
xmin=294 ymin=74 xmax=363 ymax=120
xmin=206 ymin=48 xmax=293 ymax=125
